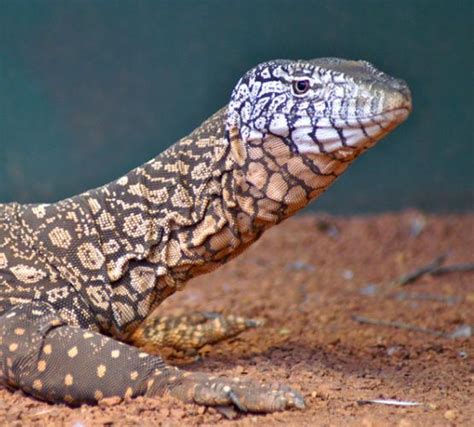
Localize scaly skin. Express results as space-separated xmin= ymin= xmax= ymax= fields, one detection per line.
xmin=0 ymin=58 xmax=411 ymax=412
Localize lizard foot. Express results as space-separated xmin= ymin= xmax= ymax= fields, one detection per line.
xmin=153 ymin=370 xmax=305 ymax=413
xmin=131 ymin=311 xmax=263 ymax=352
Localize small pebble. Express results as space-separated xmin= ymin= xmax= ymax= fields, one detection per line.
xmin=342 ymin=269 xmax=354 ymax=280
xmin=444 ymin=409 xmax=457 ymax=421
xmin=360 ymin=284 xmax=378 ymax=296
xmin=387 ymin=346 xmax=401 ymax=357
xmin=398 ymin=419 xmax=413 ymax=427
xmin=409 ymin=216 xmax=427 ymax=237
xmin=285 ymin=261 xmax=316 ymax=272
xmin=449 ymin=325 xmax=472 ymax=339
xmin=159 ymin=408 xmax=170 ymax=417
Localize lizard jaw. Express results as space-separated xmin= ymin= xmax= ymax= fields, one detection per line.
xmin=286 ymin=105 xmax=411 ymax=156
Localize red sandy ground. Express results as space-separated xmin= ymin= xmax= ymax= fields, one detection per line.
xmin=0 ymin=211 xmax=473 ymax=426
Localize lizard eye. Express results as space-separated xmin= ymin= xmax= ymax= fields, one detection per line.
xmin=292 ymin=79 xmax=311 ymax=96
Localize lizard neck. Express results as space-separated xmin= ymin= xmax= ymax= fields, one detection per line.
xmin=86 ymin=112 xmax=234 ymax=286
xmin=158 ymin=128 xmax=358 ymax=288
xmin=227 ymin=128 xmax=355 ymax=226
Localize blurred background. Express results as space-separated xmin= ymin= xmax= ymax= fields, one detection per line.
xmin=1 ymin=0 xmax=472 ymax=213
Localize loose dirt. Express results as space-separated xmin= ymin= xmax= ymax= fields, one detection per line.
xmin=1 ymin=211 xmax=473 ymax=426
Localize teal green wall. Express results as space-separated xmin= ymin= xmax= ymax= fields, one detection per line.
xmin=1 ymin=0 xmax=472 ymax=212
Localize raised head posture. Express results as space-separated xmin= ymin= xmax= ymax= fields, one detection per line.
xmin=0 ymin=59 xmax=411 ymax=413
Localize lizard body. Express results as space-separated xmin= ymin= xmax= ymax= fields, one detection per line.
xmin=0 ymin=58 xmax=411 ymax=412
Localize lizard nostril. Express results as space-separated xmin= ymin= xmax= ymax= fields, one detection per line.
xmin=384 ymin=90 xmax=412 ymax=112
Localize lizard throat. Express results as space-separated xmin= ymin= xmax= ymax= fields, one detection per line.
xmin=234 ymin=134 xmax=353 ymax=224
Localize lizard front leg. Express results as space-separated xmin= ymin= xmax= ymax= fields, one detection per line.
xmin=130 ymin=311 xmax=263 ymax=353
xmin=0 ymin=302 xmax=303 ymax=412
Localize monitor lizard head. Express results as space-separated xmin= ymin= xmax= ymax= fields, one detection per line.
xmin=226 ymin=58 xmax=412 ymax=160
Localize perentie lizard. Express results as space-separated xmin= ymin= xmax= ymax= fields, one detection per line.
xmin=0 ymin=58 xmax=411 ymax=412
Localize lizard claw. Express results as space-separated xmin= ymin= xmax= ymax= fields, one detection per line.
xmin=227 ymin=389 xmax=247 ymax=412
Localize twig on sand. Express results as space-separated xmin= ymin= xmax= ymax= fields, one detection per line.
xmin=357 ymin=399 xmax=422 ymax=407
xmin=389 ymin=254 xmax=474 ymax=287
xmin=432 ymin=263 xmax=474 ymax=275
xmin=390 ymin=291 xmax=462 ymax=304
xmin=390 ymin=254 xmax=446 ymax=287
xmin=352 ymin=315 xmax=445 ymax=337
xmin=353 ymin=315 xmax=472 ymax=339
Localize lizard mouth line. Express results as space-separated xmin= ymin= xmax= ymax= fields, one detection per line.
xmin=292 ymin=107 xmax=410 ymax=154
xmin=358 ymin=106 xmax=411 ymax=123
xmin=315 ymin=106 xmax=412 ymax=128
